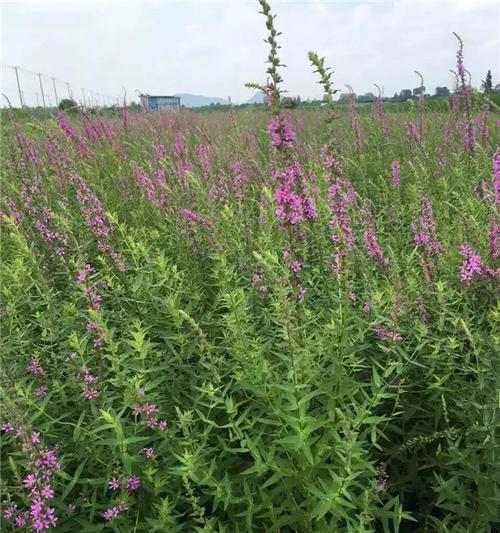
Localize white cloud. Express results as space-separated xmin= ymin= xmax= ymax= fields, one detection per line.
xmin=1 ymin=0 xmax=498 ymax=106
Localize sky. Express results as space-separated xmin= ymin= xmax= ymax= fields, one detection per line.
xmin=1 ymin=0 xmax=499 ymax=107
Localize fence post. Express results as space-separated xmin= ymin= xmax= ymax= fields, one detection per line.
xmin=51 ymin=77 xmax=59 ymax=106
xmin=13 ymin=66 xmax=23 ymax=107
xmin=38 ymin=73 xmax=47 ymax=107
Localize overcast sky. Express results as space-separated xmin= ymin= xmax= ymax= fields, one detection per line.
xmin=1 ymin=0 xmax=499 ymax=106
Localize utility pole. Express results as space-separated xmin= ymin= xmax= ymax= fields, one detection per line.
xmin=66 ymin=82 xmax=72 ymax=99
xmin=51 ymin=77 xmax=59 ymax=106
xmin=37 ymin=73 xmax=46 ymax=107
xmin=13 ymin=66 xmax=23 ymax=107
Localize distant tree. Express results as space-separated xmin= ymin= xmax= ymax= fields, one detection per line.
xmin=481 ymin=70 xmax=492 ymax=94
xmin=282 ymin=96 xmax=298 ymax=109
xmin=128 ymin=101 xmax=141 ymax=111
xmin=58 ymin=98 xmax=78 ymax=112
xmin=435 ymin=86 xmax=450 ymax=97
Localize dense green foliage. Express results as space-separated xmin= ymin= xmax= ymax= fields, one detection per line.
xmin=1 ymin=100 xmax=499 ymax=532
xmin=1 ymin=2 xmax=499 ymax=530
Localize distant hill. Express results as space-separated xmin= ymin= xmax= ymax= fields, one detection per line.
xmin=175 ymin=93 xmax=229 ymax=108
xmin=246 ymin=92 xmax=266 ymax=104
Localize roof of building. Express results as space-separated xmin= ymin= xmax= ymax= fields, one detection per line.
xmin=140 ymin=94 xmax=180 ymax=99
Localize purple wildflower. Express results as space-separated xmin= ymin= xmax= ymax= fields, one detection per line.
xmin=82 ymin=388 xmax=99 ymax=400
xmin=2 ymin=421 xmax=14 ymax=432
xmin=274 ymin=160 xmax=317 ymax=226
xmin=363 ymin=222 xmax=389 ymax=269
xmin=493 ymin=149 xmax=500 ymax=205
xmin=179 ymin=208 xmax=212 ymax=229
xmin=459 ymin=244 xmax=486 ymax=282
xmin=4 ymin=503 xmax=17 ymax=519
xmin=141 ymin=447 xmax=154 ymax=459
xmin=27 ymin=358 xmax=45 ymax=375
xmin=15 ymin=513 xmax=27 ymax=527
xmin=35 ymin=385 xmax=48 ymax=397
xmin=412 ymin=196 xmax=446 ymax=255
xmin=103 ymin=507 xmax=120 ymax=520
xmin=391 ymin=160 xmax=400 ymax=189
xmin=489 ymin=217 xmax=499 ymax=260
xmin=125 ymin=476 xmax=140 ymax=492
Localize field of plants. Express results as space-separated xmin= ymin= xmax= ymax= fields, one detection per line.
xmin=1 ymin=2 xmax=499 ymax=532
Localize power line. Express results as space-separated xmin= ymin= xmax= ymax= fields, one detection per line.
xmin=1 ymin=64 xmax=122 ymax=108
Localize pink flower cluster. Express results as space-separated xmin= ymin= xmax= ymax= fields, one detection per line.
xmin=459 ymin=244 xmax=499 ymax=283
xmin=27 ymin=358 xmax=45 ymax=376
xmin=56 ymin=111 xmax=77 ymax=140
xmin=82 ymin=115 xmax=115 ymax=143
xmin=103 ymin=474 xmax=140 ymax=520
xmin=327 ymin=177 xmax=357 ymax=272
xmin=457 ymin=121 xmax=476 ymax=154
xmin=103 ymin=502 xmax=128 ymax=521
xmin=228 ymin=160 xmax=250 ymax=201
xmin=131 ymin=163 xmax=169 ymax=211
xmin=26 ymin=358 xmax=49 ymax=399
xmin=179 ymin=208 xmax=213 ymax=229
xmin=474 ymin=105 xmax=490 ymax=148
xmin=2 ymin=427 xmax=61 ymax=532
xmin=412 ymin=196 xmax=446 ymax=284
xmin=70 ymin=174 xmax=125 ymax=271
xmin=80 ymin=365 xmax=99 ymax=400
xmin=132 ymin=402 xmax=167 ymax=431
xmin=361 ymin=209 xmax=389 ymax=269
xmin=251 ymin=269 xmax=268 ymax=294
xmin=141 ymin=447 xmax=154 ymax=459
xmin=267 ymin=114 xmax=296 ymax=150
xmin=76 ymin=264 xmax=102 ymax=311
xmin=405 ymin=122 xmax=422 ymax=146
xmin=321 ymin=145 xmax=344 ymax=176
xmin=274 ymin=160 xmax=317 ymax=225
xmin=198 ymin=144 xmax=212 ymax=177
xmin=56 ymin=111 xmax=87 ymax=156
xmin=16 ymin=130 xmax=40 ymax=165
xmin=489 ymin=218 xmax=499 ymax=260
xmin=373 ymin=323 xmax=403 ymax=342
xmin=86 ymin=321 xmax=105 ymax=349
xmin=19 ymin=177 xmax=69 ymax=257
xmin=412 ymin=196 xmax=446 ymax=255
xmin=493 ymin=149 xmax=500 ymax=206
xmin=391 ymin=160 xmax=400 ymax=189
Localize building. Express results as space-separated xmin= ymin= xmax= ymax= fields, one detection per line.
xmin=139 ymin=94 xmax=181 ymax=111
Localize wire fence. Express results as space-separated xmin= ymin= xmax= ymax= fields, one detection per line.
xmin=0 ymin=64 xmax=122 ymax=109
